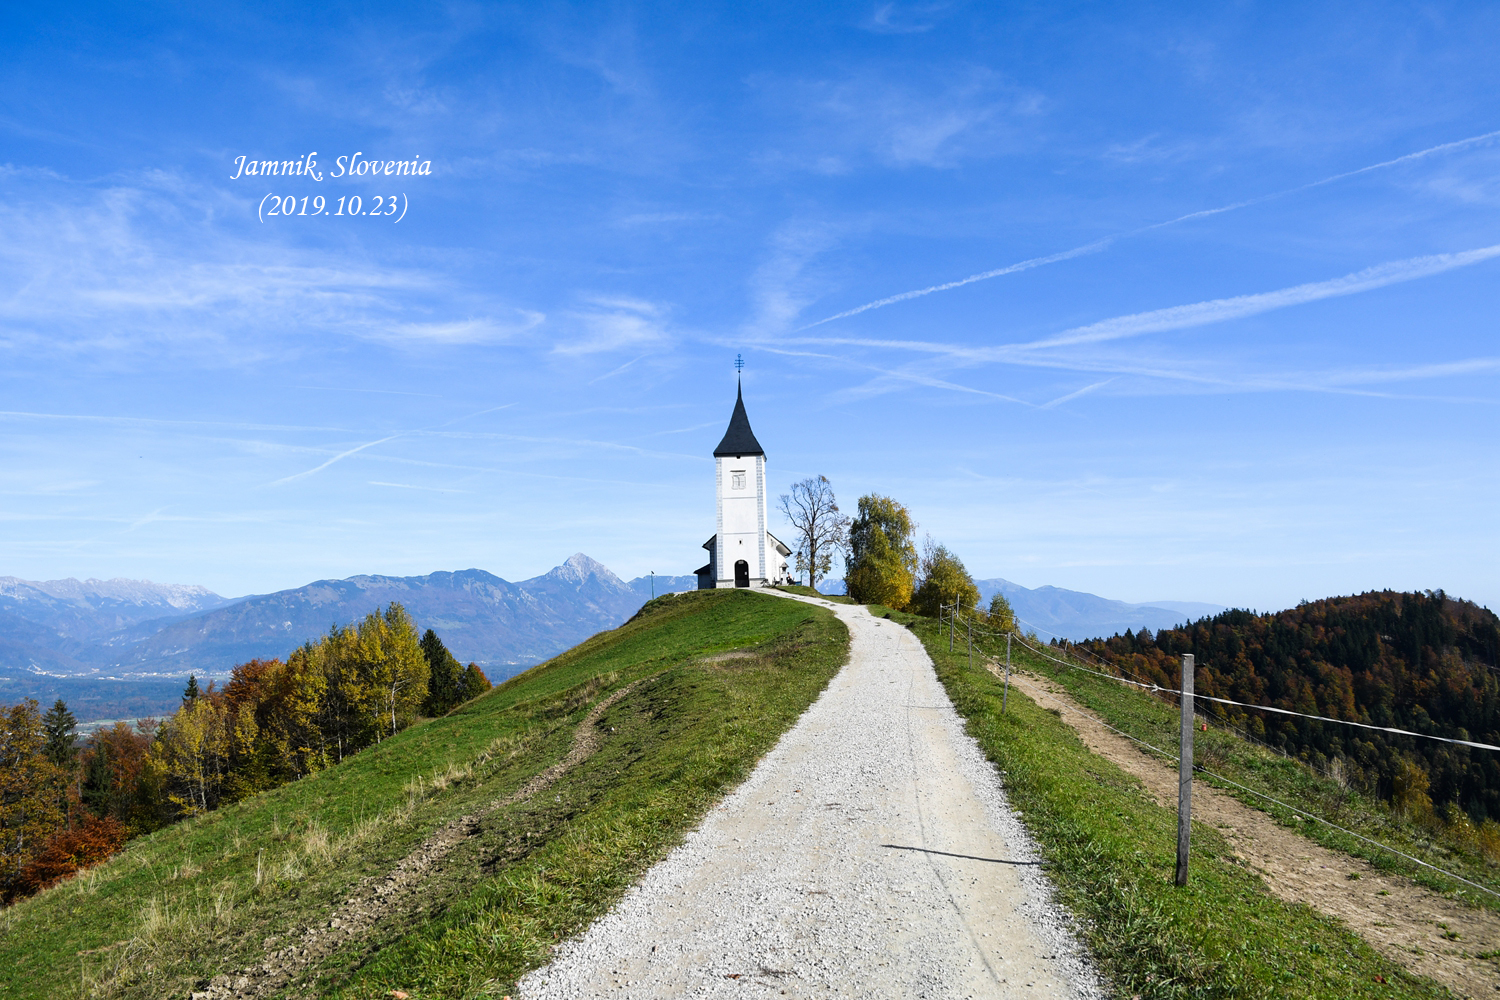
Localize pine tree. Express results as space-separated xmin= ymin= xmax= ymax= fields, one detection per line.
xmin=182 ymin=675 xmax=201 ymax=705
xmin=419 ymin=629 xmax=464 ymax=716
xmin=81 ymin=741 xmax=113 ymax=818
xmin=41 ymin=700 xmax=77 ymax=769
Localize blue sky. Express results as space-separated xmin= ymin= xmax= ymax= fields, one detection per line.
xmin=1 ymin=1 xmax=1496 ymax=612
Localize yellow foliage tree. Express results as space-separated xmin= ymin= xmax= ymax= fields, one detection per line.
xmin=0 ymin=700 xmax=66 ymax=894
xmin=150 ymin=695 xmax=230 ymax=816
xmin=987 ymin=592 xmax=1018 ymax=634
xmin=911 ymin=542 xmax=981 ymax=619
xmin=844 ymin=494 xmax=918 ymax=609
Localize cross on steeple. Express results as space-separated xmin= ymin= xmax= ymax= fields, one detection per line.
xmin=734 ymin=353 xmax=744 ymax=374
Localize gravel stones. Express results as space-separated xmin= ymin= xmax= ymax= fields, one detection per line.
xmin=520 ymin=595 xmax=1103 ymax=999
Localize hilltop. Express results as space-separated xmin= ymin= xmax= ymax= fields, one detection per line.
xmin=0 ymin=588 xmax=848 ymax=1000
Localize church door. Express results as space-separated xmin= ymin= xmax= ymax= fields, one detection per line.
xmin=734 ymin=560 xmax=750 ymax=588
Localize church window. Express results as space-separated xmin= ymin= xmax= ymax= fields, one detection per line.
xmin=731 ymin=470 xmax=746 ymax=490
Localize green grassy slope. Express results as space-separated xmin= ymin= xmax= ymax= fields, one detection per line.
xmin=0 ymin=589 xmax=847 ymax=1000
xmin=882 ymin=608 xmax=1453 ymax=1000
xmin=1023 ymin=639 xmax=1500 ymax=912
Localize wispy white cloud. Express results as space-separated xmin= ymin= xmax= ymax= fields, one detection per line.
xmin=862 ymin=3 xmax=944 ymax=35
xmin=554 ymin=296 xmax=671 ymax=355
xmin=744 ymin=221 xmax=844 ymax=338
xmin=372 ymin=313 xmax=546 ymax=346
xmin=0 ymin=170 xmax=541 ymax=360
xmin=752 ymin=65 xmax=1044 ymax=175
xmin=786 ymin=243 xmax=1500 ymax=362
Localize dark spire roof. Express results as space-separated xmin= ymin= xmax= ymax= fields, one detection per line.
xmin=713 ymin=381 xmax=765 ymax=457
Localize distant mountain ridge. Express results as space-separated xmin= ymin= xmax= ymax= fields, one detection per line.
xmin=0 ymin=561 xmax=1215 ymax=720
xmin=111 ymin=556 xmax=693 ymax=678
xmin=0 ymin=558 xmax=697 ymax=690
xmin=972 ymin=578 xmax=1225 ymax=641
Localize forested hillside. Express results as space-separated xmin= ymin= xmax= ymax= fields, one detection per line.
xmin=0 ymin=604 xmax=491 ymax=906
xmin=1071 ymin=591 xmax=1500 ymax=821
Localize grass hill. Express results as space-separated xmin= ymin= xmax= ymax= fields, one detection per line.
xmin=0 ymin=589 xmax=847 ymax=1000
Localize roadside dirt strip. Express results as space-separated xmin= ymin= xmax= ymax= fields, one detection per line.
xmin=1003 ymin=669 xmax=1500 ymax=1000
xmin=519 ymin=594 xmax=1103 ymax=999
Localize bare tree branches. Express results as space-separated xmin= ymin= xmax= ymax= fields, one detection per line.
xmin=777 ymin=475 xmax=850 ymax=592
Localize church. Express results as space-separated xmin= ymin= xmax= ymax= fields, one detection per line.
xmin=695 ymin=382 xmax=793 ymax=589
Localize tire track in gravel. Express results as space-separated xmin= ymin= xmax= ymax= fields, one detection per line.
xmin=193 ymin=681 xmax=643 ymax=1000
xmin=1003 ymin=668 xmax=1500 ymax=1000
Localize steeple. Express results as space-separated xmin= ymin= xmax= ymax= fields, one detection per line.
xmin=712 ymin=381 xmax=764 ymax=457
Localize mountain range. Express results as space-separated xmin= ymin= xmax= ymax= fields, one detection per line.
xmin=972 ymin=579 xmax=1226 ymax=641
xmin=815 ymin=576 xmax=1223 ymax=639
xmin=0 ymin=558 xmax=697 ymax=720
xmin=0 ymin=560 xmax=1217 ymax=721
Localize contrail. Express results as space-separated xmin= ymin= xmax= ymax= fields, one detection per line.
xmin=1022 ymin=244 xmax=1500 ymax=350
xmin=801 ymin=127 xmax=1500 ymax=329
xmin=788 ymin=243 xmax=1500 ymax=362
xmin=800 ymin=240 xmax=1113 ymax=328
xmin=269 ymin=434 xmax=403 ymax=486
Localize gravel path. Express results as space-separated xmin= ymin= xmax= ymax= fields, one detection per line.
xmin=519 ymin=594 xmax=1103 ymax=999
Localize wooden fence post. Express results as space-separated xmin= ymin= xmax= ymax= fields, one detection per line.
xmin=1176 ymin=652 xmax=1195 ymax=886
xmin=1003 ymin=632 xmax=1012 ymax=713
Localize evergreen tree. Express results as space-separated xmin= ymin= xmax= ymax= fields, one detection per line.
xmin=182 ymin=675 xmax=201 ymax=705
xmin=41 ymin=700 xmax=77 ymax=768
xmin=81 ymin=741 xmax=113 ymax=818
xmin=420 ymin=628 xmax=464 ymax=716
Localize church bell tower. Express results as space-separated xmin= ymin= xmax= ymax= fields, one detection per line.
xmin=695 ymin=371 xmax=791 ymax=589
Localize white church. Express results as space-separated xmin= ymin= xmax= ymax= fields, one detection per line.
xmin=695 ymin=382 xmax=793 ymax=589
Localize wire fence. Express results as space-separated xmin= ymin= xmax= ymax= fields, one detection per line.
xmin=931 ymin=601 xmax=1500 ymax=901
xmin=938 ymin=603 xmax=1500 ymax=754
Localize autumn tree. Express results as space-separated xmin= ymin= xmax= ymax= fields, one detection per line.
xmin=460 ymin=663 xmax=492 ymax=703
xmin=0 ymin=700 xmax=65 ymax=897
xmin=316 ymin=603 xmax=427 ymax=753
xmin=151 ymin=694 xmax=231 ymax=816
xmin=844 ymin=494 xmax=918 ymax=609
xmin=912 ymin=541 xmax=981 ymax=618
xmin=777 ymin=475 xmax=850 ymax=592
xmin=987 ymin=592 xmax=1018 ymax=634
